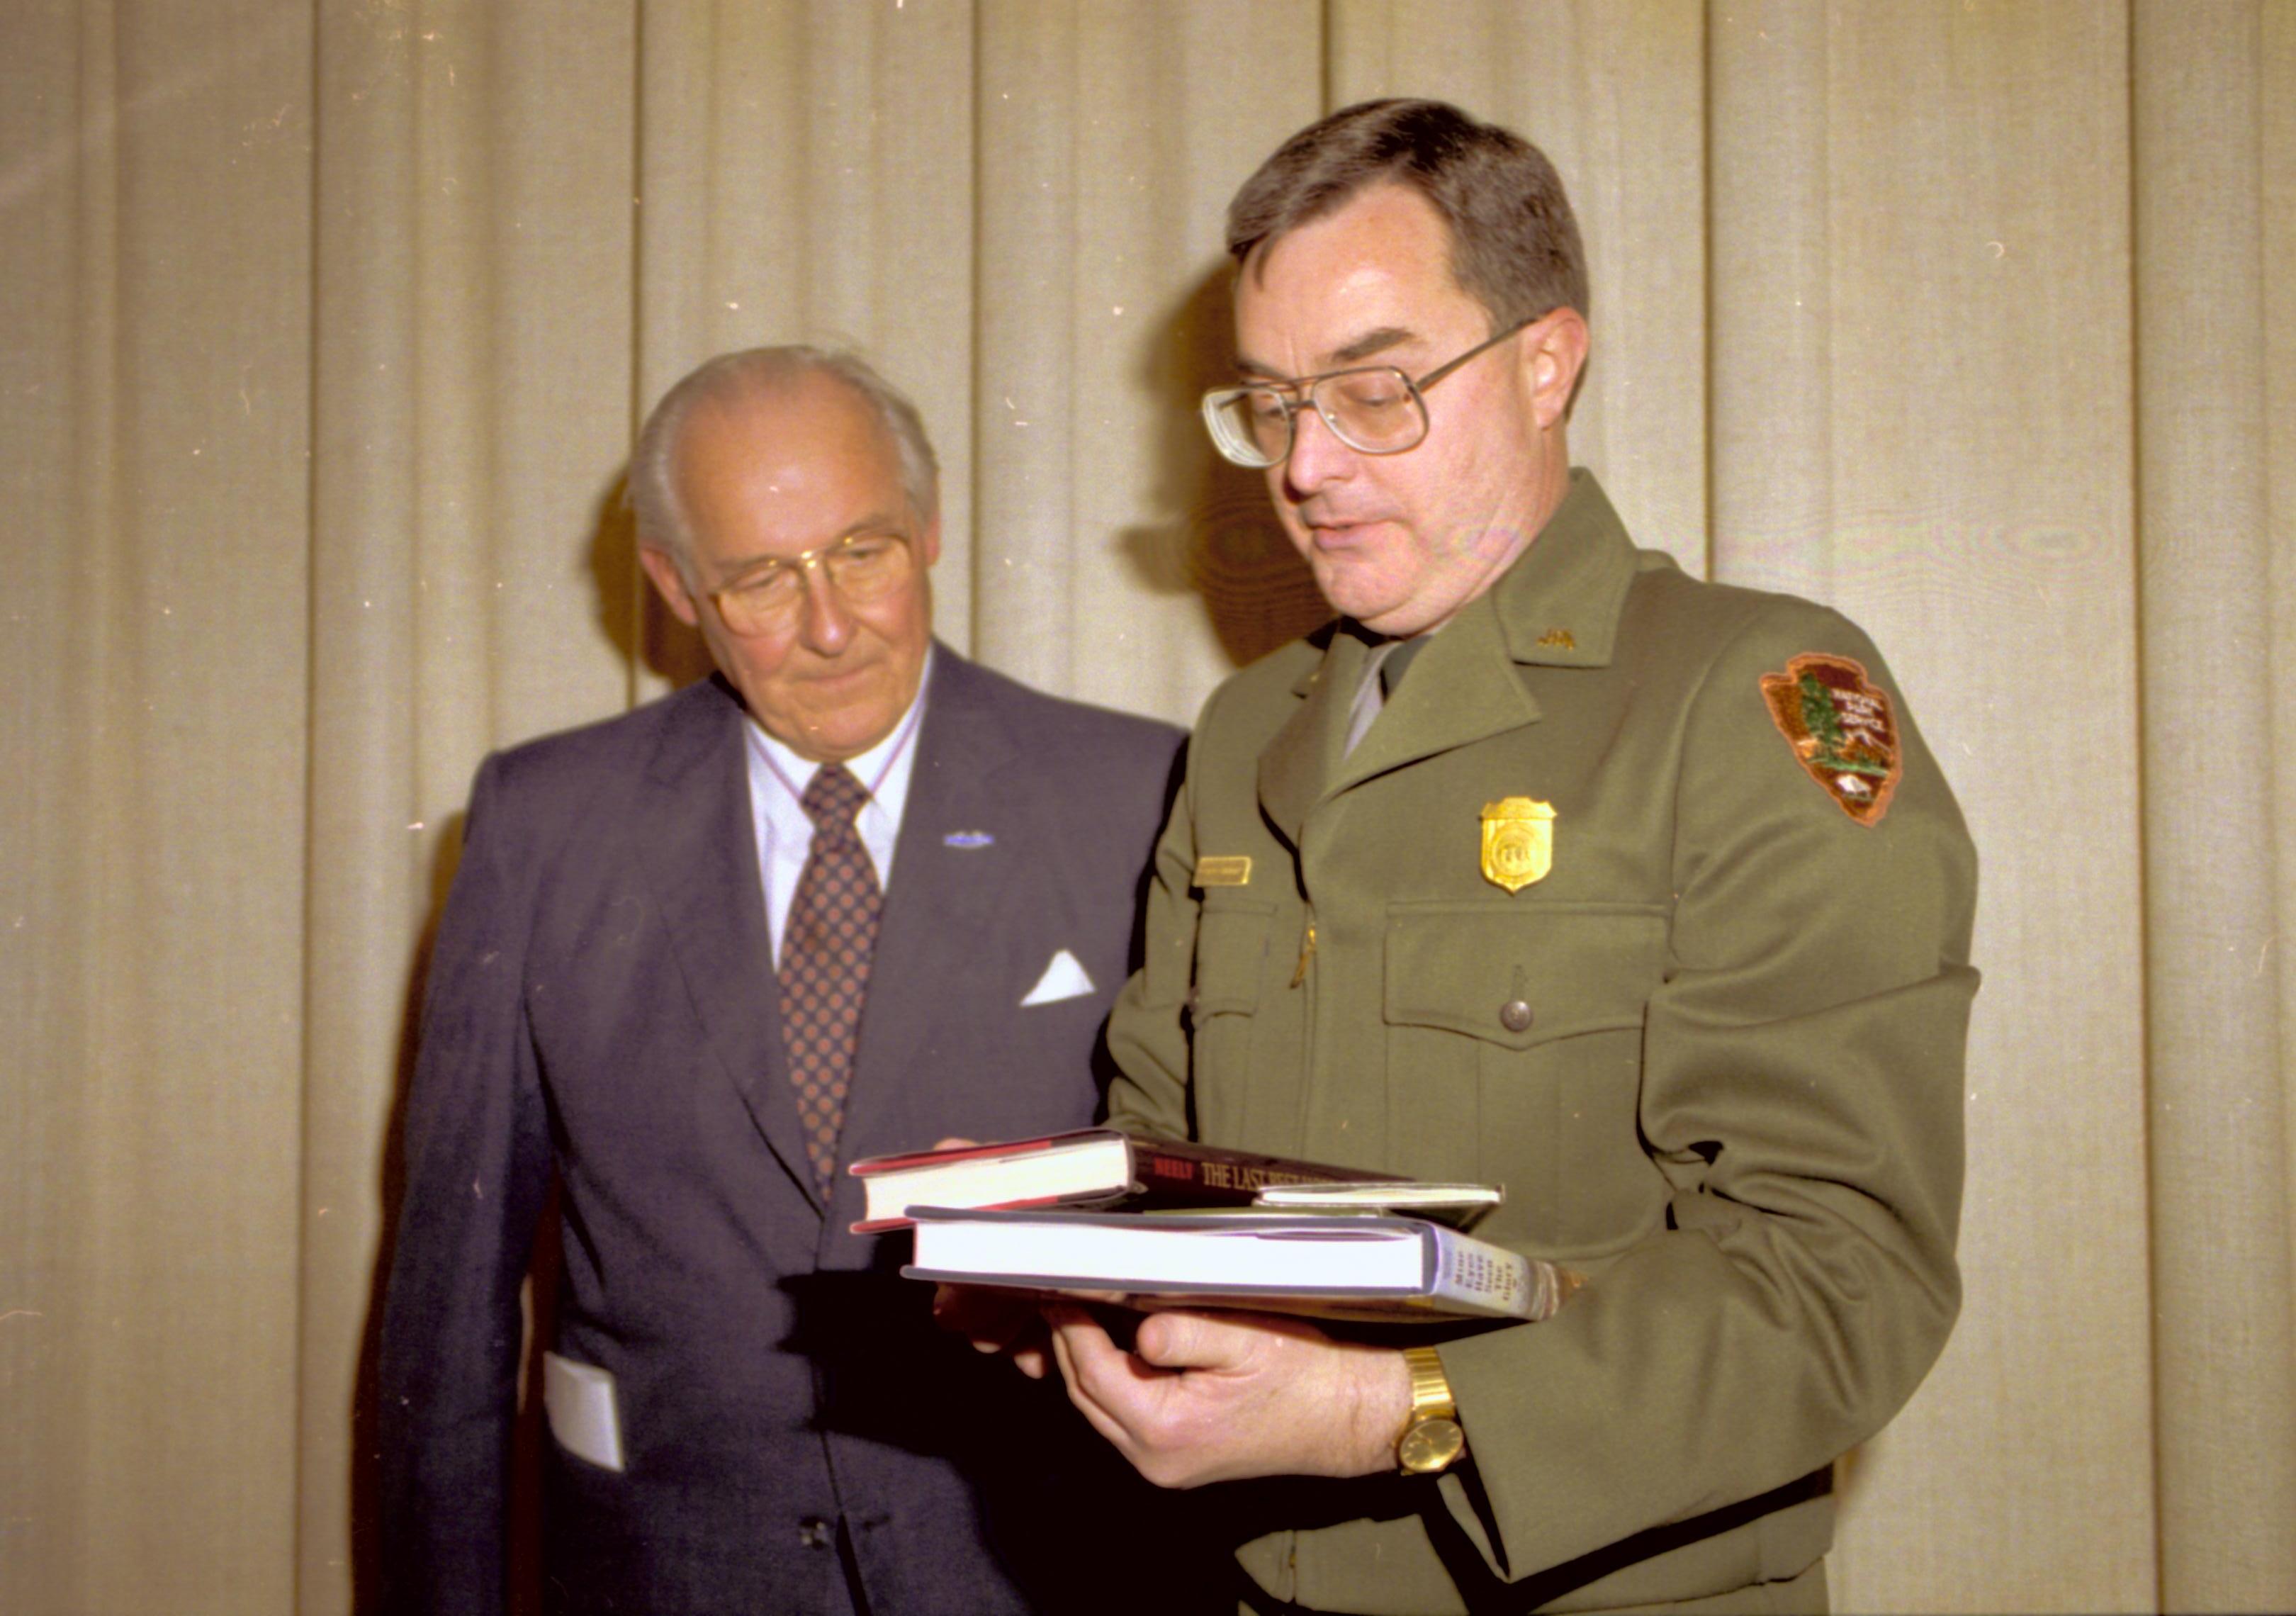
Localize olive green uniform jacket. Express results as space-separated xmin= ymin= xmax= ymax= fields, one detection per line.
xmin=1105 ymin=472 xmax=1978 ymax=1615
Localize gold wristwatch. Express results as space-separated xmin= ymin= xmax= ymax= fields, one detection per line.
xmin=1396 ymin=1345 xmax=1465 ymax=1474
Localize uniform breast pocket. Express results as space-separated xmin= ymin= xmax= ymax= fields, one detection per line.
xmin=1189 ymin=892 xmax=1277 ymax=1135
xmin=1384 ymin=902 xmax=1668 ymax=1254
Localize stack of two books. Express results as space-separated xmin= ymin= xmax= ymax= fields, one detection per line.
xmin=850 ymin=1129 xmax=1573 ymax=1324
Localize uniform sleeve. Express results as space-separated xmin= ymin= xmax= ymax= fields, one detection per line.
xmin=376 ymin=754 xmax=557 ymax=1616
xmin=1103 ymin=714 xmax=1211 ymax=1142
xmin=1436 ymin=607 xmax=1978 ymax=1583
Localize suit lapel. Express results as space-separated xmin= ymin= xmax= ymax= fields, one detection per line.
xmin=1259 ymin=611 xmax=1543 ymax=829
xmin=840 ymin=652 xmax=1021 ymax=1153
xmin=1280 ymin=472 xmax=1646 ymax=804
xmin=635 ymin=678 xmax=818 ymax=1206
xmin=1257 ymin=627 xmax=1359 ymax=850
xmin=1333 ymin=602 xmax=1542 ymax=789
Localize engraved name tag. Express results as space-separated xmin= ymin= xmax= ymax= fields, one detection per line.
xmin=1193 ymin=855 xmax=1252 ymax=887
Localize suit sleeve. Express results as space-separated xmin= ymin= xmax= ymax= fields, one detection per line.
xmin=1436 ymin=607 xmax=1978 ymax=1583
xmin=377 ymin=753 xmax=556 ymax=1616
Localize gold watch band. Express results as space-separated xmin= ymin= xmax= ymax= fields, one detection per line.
xmin=1397 ymin=1346 xmax=1465 ymax=1474
xmin=1402 ymin=1345 xmax=1456 ymax=1421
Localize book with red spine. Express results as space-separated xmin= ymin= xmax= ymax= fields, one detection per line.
xmin=848 ymin=1128 xmax=1496 ymax=1234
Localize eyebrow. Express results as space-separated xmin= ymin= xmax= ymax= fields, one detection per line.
xmin=714 ymin=510 xmax=911 ymax=583
xmin=1236 ymin=325 xmax=1419 ymax=382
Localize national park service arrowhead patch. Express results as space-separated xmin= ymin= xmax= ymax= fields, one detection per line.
xmin=1759 ymin=653 xmax=1902 ymax=825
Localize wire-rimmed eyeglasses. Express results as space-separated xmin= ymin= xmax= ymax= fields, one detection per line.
xmin=702 ymin=530 xmax=916 ymax=638
xmin=1200 ymin=314 xmax=1541 ymax=470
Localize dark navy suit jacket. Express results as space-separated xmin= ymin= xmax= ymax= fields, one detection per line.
xmin=378 ymin=648 xmax=1188 ymax=1615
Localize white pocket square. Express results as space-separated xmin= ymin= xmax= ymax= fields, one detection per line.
xmin=543 ymin=1351 xmax=626 ymax=1472
xmin=1020 ymin=948 xmax=1096 ymax=1006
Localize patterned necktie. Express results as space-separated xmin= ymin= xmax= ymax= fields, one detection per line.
xmin=777 ymin=764 xmax=882 ymax=1199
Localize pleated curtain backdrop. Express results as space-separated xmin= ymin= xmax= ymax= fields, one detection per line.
xmin=2 ymin=3 xmax=2290 ymax=1612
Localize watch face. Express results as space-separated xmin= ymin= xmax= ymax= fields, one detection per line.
xmin=1398 ymin=1417 xmax=1465 ymax=1475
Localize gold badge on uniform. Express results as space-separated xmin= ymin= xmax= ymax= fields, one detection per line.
xmin=1758 ymin=653 xmax=1903 ymax=826
xmin=1193 ymin=855 xmax=1252 ymax=887
xmin=1479 ymin=797 xmax=1555 ymax=892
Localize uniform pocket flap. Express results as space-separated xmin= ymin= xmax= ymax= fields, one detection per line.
xmin=1193 ymin=891 xmax=1278 ymax=1016
xmin=1384 ymin=902 xmax=1667 ymax=1051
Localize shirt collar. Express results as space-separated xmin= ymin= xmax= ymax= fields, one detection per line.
xmin=1480 ymin=467 xmax=1644 ymax=668
xmin=744 ymin=644 xmax=935 ymax=809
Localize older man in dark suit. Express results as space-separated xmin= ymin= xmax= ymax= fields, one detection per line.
xmin=377 ymin=346 xmax=1185 ymax=1614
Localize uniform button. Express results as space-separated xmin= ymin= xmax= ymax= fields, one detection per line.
xmin=799 ymin=1516 xmax=833 ymax=1549
xmin=1499 ymin=999 xmax=1534 ymax=1033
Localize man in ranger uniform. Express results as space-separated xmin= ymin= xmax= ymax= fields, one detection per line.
xmin=1033 ymin=100 xmax=1979 ymax=1613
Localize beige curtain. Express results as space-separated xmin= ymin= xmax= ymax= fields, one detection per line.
xmin=4 ymin=3 xmax=2290 ymax=1612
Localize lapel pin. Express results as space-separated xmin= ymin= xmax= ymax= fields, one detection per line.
xmin=942 ymin=830 xmax=995 ymax=848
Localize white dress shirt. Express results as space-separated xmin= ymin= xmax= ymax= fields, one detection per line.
xmin=744 ymin=648 xmax=932 ymax=968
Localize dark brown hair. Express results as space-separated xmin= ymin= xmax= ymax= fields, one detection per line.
xmin=1226 ymin=99 xmax=1588 ymax=330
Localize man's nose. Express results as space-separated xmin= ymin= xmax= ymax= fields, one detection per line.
xmin=1283 ymin=400 xmax=1356 ymax=495
xmin=794 ymin=564 xmax=855 ymax=655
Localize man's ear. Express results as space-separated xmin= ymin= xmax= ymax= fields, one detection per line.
xmin=638 ymin=543 xmax=703 ymax=629
xmin=915 ymin=512 xmax=942 ymax=571
xmin=1524 ymin=307 xmax=1590 ymax=430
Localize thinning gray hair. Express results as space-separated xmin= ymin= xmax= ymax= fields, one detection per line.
xmin=628 ymin=345 xmax=940 ymax=560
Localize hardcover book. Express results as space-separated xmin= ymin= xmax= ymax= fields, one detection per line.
xmin=849 ymin=1128 xmax=1483 ymax=1234
xmin=902 ymin=1206 xmax=1569 ymax=1323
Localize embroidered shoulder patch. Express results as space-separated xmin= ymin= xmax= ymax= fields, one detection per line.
xmin=1758 ymin=653 xmax=1903 ymax=825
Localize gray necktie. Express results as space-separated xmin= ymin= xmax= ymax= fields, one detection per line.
xmin=1344 ymin=641 xmax=1396 ymax=757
